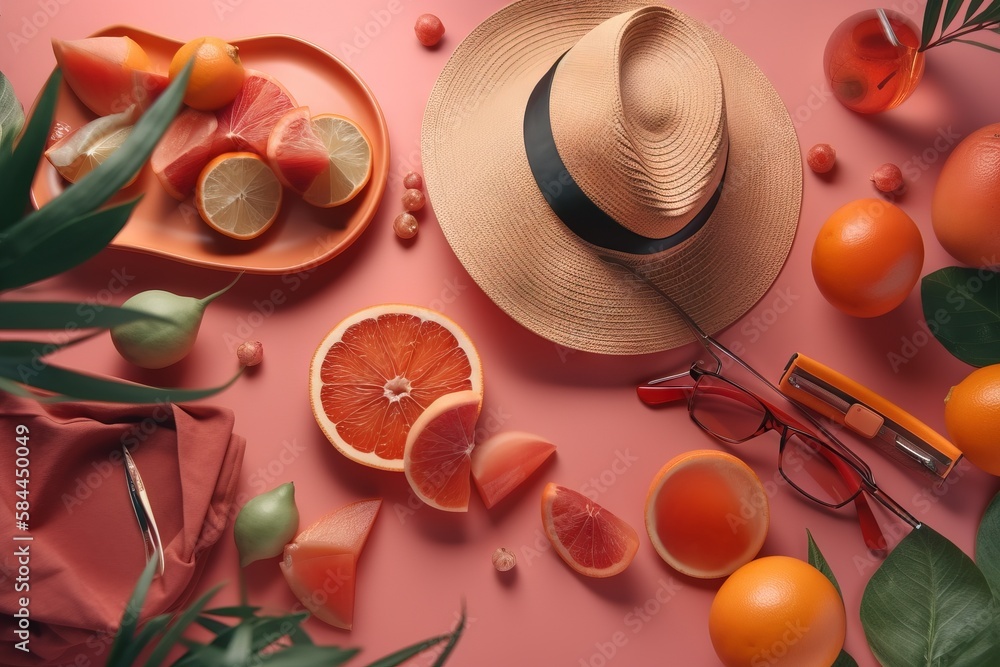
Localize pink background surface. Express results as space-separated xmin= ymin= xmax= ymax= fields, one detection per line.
xmin=4 ymin=0 xmax=1000 ymax=665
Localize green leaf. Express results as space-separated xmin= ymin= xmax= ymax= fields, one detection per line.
xmin=807 ymin=529 xmax=843 ymax=598
xmin=143 ymin=584 xmax=223 ymax=667
xmin=0 ymin=332 xmax=102 ymax=360
xmin=922 ymin=0 xmax=946 ymax=48
xmin=0 ymin=360 xmax=242 ymax=403
xmin=0 ymin=71 xmax=25 ymax=156
xmin=921 ymin=267 xmax=1000 ymax=367
xmin=4 ymin=59 xmax=191 ymax=249
xmin=363 ymin=633 xmax=452 ymax=667
xmin=105 ymin=555 xmax=158 ymax=667
xmin=943 ymin=0 xmax=965 ymax=29
xmin=117 ymin=613 xmax=172 ymax=667
xmin=0 ymin=198 xmax=139 ymax=290
xmin=977 ymin=490 xmax=1000 ymax=599
xmin=202 ymin=606 xmax=262 ymax=619
xmin=954 ymin=37 xmax=1000 ymax=52
xmin=257 ymin=646 xmax=360 ymax=667
xmin=221 ymin=623 xmax=253 ymax=666
xmin=430 ymin=602 xmax=466 ymax=667
xmin=193 ymin=615 xmax=231 ymax=635
xmin=860 ymin=525 xmax=1000 ymax=667
xmin=0 ymin=301 xmax=171 ymax=331
xmin=0 ymin=70 xmax=59 ymax=231
xmin=965 ymin=0 xmax=990 ymax=24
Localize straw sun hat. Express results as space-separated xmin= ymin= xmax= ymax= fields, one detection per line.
xmin=421 ymin=1 xmax=802 ymax=354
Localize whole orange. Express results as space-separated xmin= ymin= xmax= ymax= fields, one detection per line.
xmin=709 ymin=556 xmax=846 ymax=667
xmin=169 ymin=36 xmax=245 ymax=111
xmin=811 ymin=198 xmax=924 ymax=317
xmin=932 ymin=123 xmax=1000 ymax=268
xmin=944 ymin=364 xmax=1000 ymax=475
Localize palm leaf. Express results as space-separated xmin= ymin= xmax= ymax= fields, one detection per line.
xmin=0 ymin=71 xmax=25 ymax=156
xmin=943 ymin=0 xmax=966 ymax=29
xmin=0 ymin=301 xmax=170 ymax=330
xmin=117 ymin=614 xmax=172 ymax=667
xmin=0 ymin=70 xmax=60 ymax=230
xmin=922 ymin=0 xmax=946 ymax=47
xmin=965 ymin=0 xmax=990 ymax=23
xmin=142 ymin=584 xmax=224 ymax=667
xmin=363 ymin=633 xmax=453 ymax=667
xmin=0 ymin=198 xmax=140 ymax=290
xmin=105 ymin=556 xmax=159 ymax=667
xmin=430 ymin=603 xmax=466 ymax=667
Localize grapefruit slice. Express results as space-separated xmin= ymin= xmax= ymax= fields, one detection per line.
xmin=195 ymin=152 xmax=283 ymax=239
xmin=151 ymin=107 xmax=223 ymax=200
xmin=280 ymin=498 xmax=381 ymax=629
xmin=217 ymin=69 xmax=297 ymax=155
xmin=541 ymin=483 xmax=639 ymax=578
xmin=302 ymin=114 xmax=373 ymax=207
xmin=404 ymin=390 xmax=482 ymax=512
xmin=266 ymin=107 xmax=330 ymax=192
xmin=471 ymin=431 xmax=557 ymax=509
xmin=645 ymin=450 xmax=769 ymax=579
xmin=44 ymin=105 xmax=139 ymax=183
xmin=52 ymin=36 xmax=168 ymax=116
xmin=309 ymin=304 xmax=483 ymax=472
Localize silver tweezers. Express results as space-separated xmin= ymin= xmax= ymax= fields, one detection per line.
xmin=122 ymin=445 xmax=165 ymax=576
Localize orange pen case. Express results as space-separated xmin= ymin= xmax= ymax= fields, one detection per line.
xmin=778 ymin=353 xmax=961 ymax=479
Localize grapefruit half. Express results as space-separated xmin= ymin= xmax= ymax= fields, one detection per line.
xmin=309 ymin=305 xmax=483 ymax=471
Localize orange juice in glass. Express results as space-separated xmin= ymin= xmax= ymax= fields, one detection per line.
xmin=824 ymin=9 xmax=925 ymax=114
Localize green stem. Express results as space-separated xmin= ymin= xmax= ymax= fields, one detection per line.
xmin=922 ymin=19 xmax=1000 ymax=50
xmin=198 ymin=271 xmax=243 ymax=308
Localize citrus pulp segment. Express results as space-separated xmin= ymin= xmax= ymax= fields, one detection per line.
xmin=51 ymin=36 xmax=168 ymax=116
xmin=151 ymin=107 xmax=222 ymax=199
xmin=217 ymin=69 xmax=297 ymax=155
xmin=309 ymin=304 xmax=483 ymax=472
xmin=645 ymin=450 xmax=769 ymax=579
xmin=44 ymin=105 xmax=139 ymax=183
xmin=471 ymin=431 xmax=556 ymax=509
xmin=541 ymin=483 xmax=639 ymax=578
xmin=403 ymin=390 xmax=482 ymax=512
xmin=280 ymin=498 xmax=381 ymax=630
xmin=302 ymin=114 xmax=373 ymax=207
xmin=266 ymin=106 xmax=331 ymax=192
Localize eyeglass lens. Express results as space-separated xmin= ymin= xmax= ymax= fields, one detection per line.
xmin=690 ymin=374 xmax=864 ymax=508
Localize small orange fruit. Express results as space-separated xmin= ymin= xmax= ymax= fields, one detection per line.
xmin=645 ymin=450 xmax=769 ymax=579
xmin=169 ymin=36 xmax=245 ymax=111
xmin=811 ymin=198 xmax=924 ymax=317
xmin=709 ymin=556 xmax=846 ymax=667
xmin=195 ymin=152 xmax=282 ymax=240
xmin=944 ymin=364 xmax=1000 ymax=475
xmin=932 ymin=123 xmax=1000 ymax=268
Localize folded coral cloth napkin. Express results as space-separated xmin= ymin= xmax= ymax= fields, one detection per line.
xmin=0 ymin=393 xmax=245 ymax=666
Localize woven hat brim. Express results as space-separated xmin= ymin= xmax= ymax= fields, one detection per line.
xmin=421 ymin=0 xmax=802 ymax=354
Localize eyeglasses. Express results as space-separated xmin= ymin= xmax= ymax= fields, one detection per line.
xmin=599 ymin=256 xmax=921 ymax=552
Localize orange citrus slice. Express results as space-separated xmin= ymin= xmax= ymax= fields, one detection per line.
xmin=541 ymin=483 xmax=639 ymax=578
xmin=471 ymin=431 xmax=556 ymax=509
xmin=403 ymin=390 xmax=482 ymax=512
xmin=280 ymin=498 xmax=381 ymax=629
xmin=645 ymin=450 xmax=769 ymax=579
xmin=309 ymin=304 xmax=483 ymax=472
xmin=194 ymin=151 xmax=283 ymax=240
xmin=302 ymin=114 xmax=373 ymax=207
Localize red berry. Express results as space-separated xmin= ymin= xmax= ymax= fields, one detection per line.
xmin=871 ymin=163 xmax=904 ymax=193
xmin=393 ymin=212 xmax=418 ymax=239
xmin=403 ymin=171 xmax=423 ymax=189
xmin=415 ymin=14 xmax=445 ymax=47
xmin=402 ymin=188 xmax=425 ymax=211
xmin=806 ymin=143 xmax=836 ymax=174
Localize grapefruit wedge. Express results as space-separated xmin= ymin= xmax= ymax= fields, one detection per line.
xmin=52 ymin=36 xmax=168 ymax=116
xmin=151 ymin=107 xmax=223 ymax=199
xmin=309 ymin=304 xmax=483 ymax=472
xmin=217 ymin=69 xmax=296 ymax=155
xmin=404 ymin=390 xmax=482 ymax=512
xmin=541 ymin=483 xmax=639 ymax=578
xmin=280 ymin=498 xmax=381 ymax=630
xmin=266 ymin=106 xmax=330 ymax=192
xmin=44 ymin=105 xmax=139 ymax=183
xmin=471 ymin=431 xmax=556 ymax=509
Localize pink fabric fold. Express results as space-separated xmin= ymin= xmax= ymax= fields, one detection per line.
xmin=0 ymin=393 xmax=245 ymax=666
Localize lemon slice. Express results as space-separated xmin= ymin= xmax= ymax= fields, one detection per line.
xmin=302 ymin=114 xmax=373 ymax=208
xmin=195 ymin=151 xmax=282 ymax=240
